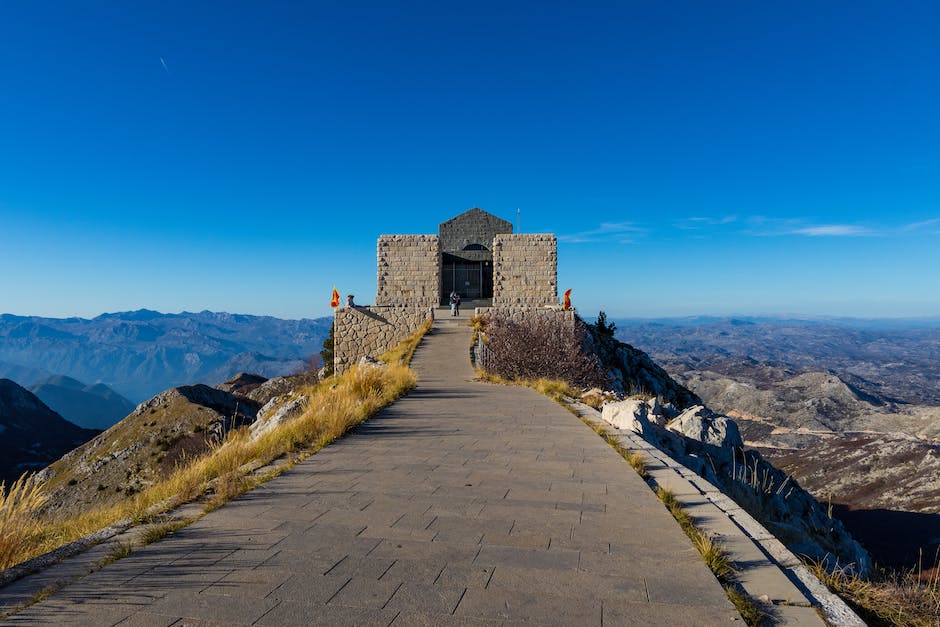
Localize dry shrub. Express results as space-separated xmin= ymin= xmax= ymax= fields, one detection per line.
xmin=481 ymin=315 xmax=606 ymax=389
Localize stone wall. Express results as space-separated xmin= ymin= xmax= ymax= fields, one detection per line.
xmin=333 ymin=306 xmax=432 ymax=374
xmin=376 ymin=235 xmax=440 ymax=307
xmin=491 ymin=234 xmax=558 ymax=307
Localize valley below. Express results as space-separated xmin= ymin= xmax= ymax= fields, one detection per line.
xmin=616 ymin=316 xmax=940 ymax=572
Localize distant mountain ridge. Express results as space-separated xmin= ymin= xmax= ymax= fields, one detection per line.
xmin=614 ymin=316 xmax=940 ymax=406
xmin=0 ymin=310 xmax=332 ymax=402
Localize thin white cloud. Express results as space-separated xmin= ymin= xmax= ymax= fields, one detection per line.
xmin=789 ymin=225 xmax=871 ymax=237
xmin=558 ymin=221 xmax=646 ymax=244
xmin=159 ymin=57 xmax=170 ymax=75
xmin=902 ymin=218 xmax=940 ymax=232
xmin=740 ymin=216 xmax=875 ymax=237
xmin=674 ymin=215 xmax=738 ymax=230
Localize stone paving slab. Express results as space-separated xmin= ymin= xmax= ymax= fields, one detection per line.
xmin=2 ymin=320 xmax=740 ymax=625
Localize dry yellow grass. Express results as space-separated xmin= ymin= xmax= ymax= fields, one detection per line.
xmin=475 ymin=372 xmax=578 ymax=402
xmin=808 ymin=556 xmax=940 ymax=627
xmin=0 ymin=321 xmax=427 ymax=572
xmin=0 ymin=475 xmax=48 ymax=570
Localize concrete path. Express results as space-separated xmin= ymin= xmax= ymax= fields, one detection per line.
xmin=4 ymin=319 xmax=739 ymax=625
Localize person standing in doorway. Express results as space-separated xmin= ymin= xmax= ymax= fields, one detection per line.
xmin=449 ymin=291 xmax=460 ymax=317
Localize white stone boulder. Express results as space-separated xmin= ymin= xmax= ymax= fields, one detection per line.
xmin=666 ymin=405 xmax=743 ymax=450
xmin=601 ymin=399 xmax=651 ymax=434
xmin=250 ymin=395 xmax=308 ymax=440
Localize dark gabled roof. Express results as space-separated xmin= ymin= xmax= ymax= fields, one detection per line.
xmin=438 ymin=207 xmax=513 ymax=232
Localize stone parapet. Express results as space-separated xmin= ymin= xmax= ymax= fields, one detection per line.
xmin=376 ymin=235 xmax=441 ymax=307
xmin=474 ymin=306 xmax=575 ymax=325
xmin=333 ymin=305 xmax=432 ymax=375
xmin=491 ymin=234 xmax=558 ymax=307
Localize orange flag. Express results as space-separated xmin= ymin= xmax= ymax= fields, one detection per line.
xmin=563 ymin=288 xmax=572 ymax=310
xmin=330 ymin=286 xmax=340 ymax=308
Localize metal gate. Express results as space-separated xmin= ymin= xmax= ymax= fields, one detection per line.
xmin=442 ymin=261 xmax=483 ymax=300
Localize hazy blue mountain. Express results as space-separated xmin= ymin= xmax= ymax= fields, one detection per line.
xmin=0 ymin=359 xmax=51 ymax=388
xmin=28 ymin=375 xmax=136 ymax=430
xmin=0 ymin=378 xmax=100 ymax=484
xmin=0 ymin=310 xmax=332 ymax=402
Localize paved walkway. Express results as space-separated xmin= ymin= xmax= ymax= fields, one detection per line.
xmin=4 ymin=319 xmax=738 ymax=625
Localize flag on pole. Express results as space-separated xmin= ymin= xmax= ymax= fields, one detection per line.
xmin=563 ymin=288 xmax=572 ymax=310
xmin=330 ymin=286 xmax=340 ymax=308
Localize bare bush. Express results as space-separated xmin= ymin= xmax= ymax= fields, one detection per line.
xmin=479 ymin=315 xmax=607 ymax=389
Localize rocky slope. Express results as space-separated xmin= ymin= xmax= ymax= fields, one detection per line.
xmin=600 ymin=398 xmax=871 ymax=573
xmin=583 ymin=324 xmax=699 ymax=409
xmin=28 ymin=375 xmax=135 ymax=430
xmin=613 ymin=317 xmax=940 ymax=570
xmin=33 ymin=371 xmax=313 ymax=519
xmin=0 ymin=379 xmax=99 ymax=484
xmin=0 ymin=310 xmax=331 ymax=402
xmin=35 ymin=383 xmax=260 ymax=518
xmin=564 ymin=320 xmax=872 ymax=571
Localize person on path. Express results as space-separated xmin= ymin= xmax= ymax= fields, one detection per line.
xmin=449 ymin=291 xmax=460 ymax=316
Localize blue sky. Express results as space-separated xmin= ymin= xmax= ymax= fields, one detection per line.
xmin=1 ymin=1 xmax=938 ymax=320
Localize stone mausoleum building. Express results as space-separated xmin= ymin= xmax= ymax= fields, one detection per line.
xmin=334 ymin=208 xmax=564 ymax=373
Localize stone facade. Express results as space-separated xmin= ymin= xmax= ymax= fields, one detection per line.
xmin=333 ymin=306 xmax=432 ymax=374
xmin=375 ymin=235 xmax=441 ymax=308
xmin=439 ymin=208 xmax=513 ymax=262
xmin=492 ymin=234 xmax=558 ymax=307
xmin=333 ymin=212 xmax=560 ymax=375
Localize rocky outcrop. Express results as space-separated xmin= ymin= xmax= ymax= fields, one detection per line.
xmin=250 ymin=395 xmax=308 ymax=440
xmin=583 ymin=324 xmax=699 ymax=409
xmin=601 ymin=397 xmax=872 ymax=574
xmin=216 ymin=372 xmax=268 ymax=397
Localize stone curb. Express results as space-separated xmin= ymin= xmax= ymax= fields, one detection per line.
xmin=0 ymin=520 xmax=131 ymax=590
xmin=569 ymin=400 xmax=865 ymax=626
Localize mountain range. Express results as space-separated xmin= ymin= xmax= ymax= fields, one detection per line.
xmin=0 ymin=310 xmax=332 ymax=402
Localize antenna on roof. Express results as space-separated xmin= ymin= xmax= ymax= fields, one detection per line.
xmin=517 ymin=208 xmax=521 ymax=233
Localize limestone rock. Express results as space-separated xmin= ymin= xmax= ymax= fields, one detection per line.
xmin=667 ymin=405 xmax=743 ymax=450
xmin=250 ymin=395 xmax=308 ymax=440
xmin=602 ymin=399 xmax=651 ymax=434
xmin=247 ymin=376 xmax=298 ymax=405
